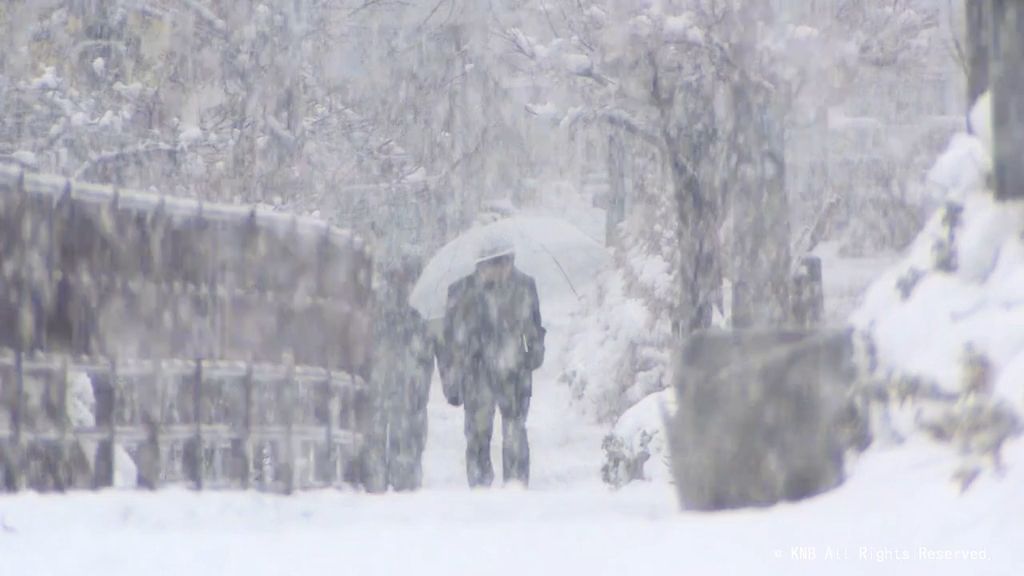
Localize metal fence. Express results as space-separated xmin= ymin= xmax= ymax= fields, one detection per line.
xmin=0 ymin=166 xmax=374 ymax=493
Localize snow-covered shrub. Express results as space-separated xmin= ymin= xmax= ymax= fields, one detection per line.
xmin=851 ymin=93 xmax=1024 ymax=490
xmin=560 ymin=271 xmax=673 ymax=423
xmin=560 ymin=175 xmax=682 ymax=484
xmin=560 ymin=136 xmax=681 ymax=425
xmin=600 ymin=388 xmax=674 ymax=488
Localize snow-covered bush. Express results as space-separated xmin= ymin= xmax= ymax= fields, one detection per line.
xmin=560 ymin=132 xmax=681 ymax=425
xmin=851 ymin=93 xmax=1024 ymax=490
xmin=561 ymin=190 xmax=680 ymax=484
xmin=561 ymin=271 xmax=674 ymax=424
xmin=600 ymin=388 xmax=674 ymax=488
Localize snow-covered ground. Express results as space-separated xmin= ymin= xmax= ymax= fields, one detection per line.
xmin=2 ymin=441 xmax=1022 ymax=575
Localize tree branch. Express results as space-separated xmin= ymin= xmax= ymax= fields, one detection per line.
xmin=591 ymin=108 xmax=664 ymax=152
xmin=181 ymin=0 xmax=227 ymax=35
xmin=75 ymin=144 xmax=179 ymax=180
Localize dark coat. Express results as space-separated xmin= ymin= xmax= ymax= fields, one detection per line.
xmin=439 ymin=267 xmax=545 ymax=407
xmin=361 ymin=293 xmax=435 ymax=492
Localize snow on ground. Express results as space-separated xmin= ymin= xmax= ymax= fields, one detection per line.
xmin=2 ymin=440 xmax=1022 ymax=575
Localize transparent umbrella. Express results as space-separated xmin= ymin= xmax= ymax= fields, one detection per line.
xmin=410 ymin=217 xmax=610 ymax=321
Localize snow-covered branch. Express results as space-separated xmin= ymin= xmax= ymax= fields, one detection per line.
xmin=266 ymin=115 xmax=299 ymax=153
xmin=595 ymin=109 xmax=663 ymax=151
xmin=181 ymin=0 xmax=227 ymax=35
xmin=75 ymin=145 xmax=179 ymax=180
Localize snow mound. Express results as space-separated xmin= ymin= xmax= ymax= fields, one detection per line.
xmin=926 ymin=134 xmax=988 ymax=203
xmin=852 ymin=147 xmax=1024 ymax=399
xmin=66 ymin=372 xmax=138 ymax=488
xmin=178 ymin=124 xmax=203 ymax=147
xmin=563 ymin=53 xmax=593 ymax=75
xmin=968 ymin=91 xmax=992 ymax=156
xmin=853 ymin=195 xmax=1024 ymax=396
xmin=11 ymin=150 xmax=38 ymax=168
xmin=68 ymin=371 xmax=97 ymax=427
xmin=851 ymin=122 xmax=1024 ymax=485
xmin=601 ymin=388 xmax=675 ymax=487
xmin=663 ymin=13 xmax=703 ymax=43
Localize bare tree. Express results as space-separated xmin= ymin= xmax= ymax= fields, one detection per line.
xmin=500 ymin=0 xmax=798 ymax=331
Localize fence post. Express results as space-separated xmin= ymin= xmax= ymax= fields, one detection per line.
xmin=321 ymin=373 xmax=333 ymax=486
xmin=239 ymin=363 xmax=253 ymax=490
xmin=791 ymin=255 xmax=824 ymax=329
xmin=43 ymin=192 xmax=57 ymax=351
xmin=109 ymin=359 xmax=118 ymax=488
xmin=7 ymin=350 xmax=25 ymax=492
xmin=94 ymin=359 xmax=117 ymax=489
xmin=136 ymin=361 xmax=162 ymax=490
xmin=282 ymin=358 xmax=295 ymax=494
xmin=188 ymin=358 xmax=203 ymax=490
xmin=340 ymin=373 xmax=360 ymax=486
xmin=10 ymin=171 xmax=29 ymax=492
xmin=56 ymin=358 xmax=69 ymax=491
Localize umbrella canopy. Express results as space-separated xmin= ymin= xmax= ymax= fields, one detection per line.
xmin=410 ymin=217 xmax=610 ymax=321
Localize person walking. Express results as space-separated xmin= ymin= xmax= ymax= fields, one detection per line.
xmin=439 ymin=236 xmax=545 ymax=487
xmin=362 ymin=253 xmax=435 ymax=492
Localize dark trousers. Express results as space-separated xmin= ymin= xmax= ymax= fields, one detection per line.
xmin=463 ymin=371 xmax=530 ymax=487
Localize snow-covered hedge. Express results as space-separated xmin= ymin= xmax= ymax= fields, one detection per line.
xmin=851 ymin=93 xmax=1024 ymax=489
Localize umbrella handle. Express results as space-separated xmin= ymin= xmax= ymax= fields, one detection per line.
xmin=534 ymin=240 xmax=579 ymax=299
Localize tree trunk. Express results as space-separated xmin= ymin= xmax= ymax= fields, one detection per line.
xmin=966 ymin=0 xmax=991 ymax=105
xmin=449 ymin=24 xmax=474 ymax=234
xmin=991 ymin=0 xmax=1024 ymax=200
xmin=729 ymin=86 xmax=791 ymax=328
xmin=606 ymin=132 xmax=627 ymax=247
xmin=671 ymin=137 xmax=720 ymax=335
xmin=728 ymin=4 xmax=792 ymax=329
